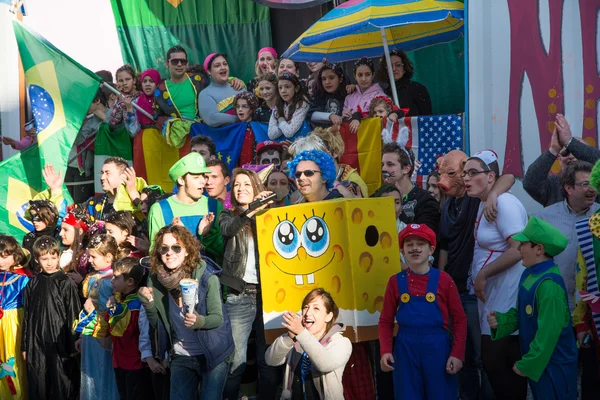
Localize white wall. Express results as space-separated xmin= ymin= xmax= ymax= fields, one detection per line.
xmin=468 ymin=0 xmax=595 ymax=214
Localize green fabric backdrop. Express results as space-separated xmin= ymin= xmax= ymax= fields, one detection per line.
xmin=110 ymin=0 xmax=272 ymax=82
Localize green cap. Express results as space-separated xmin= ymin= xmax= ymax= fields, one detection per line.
xmin=511 ymin=216 xmax=568 ymax=257
xmin=168 ymin=153 xmax=211 ymax=183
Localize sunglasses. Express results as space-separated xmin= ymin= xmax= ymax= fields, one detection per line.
xmin=169 ymin=58 xmax=188 ymax=66
xmin=158 ymin=244 xmax=183 ymax=255
xmin=30 ymin=213 xmax=42 ymax=222
xmin=294 ymin=169 xmax=321 ymax=179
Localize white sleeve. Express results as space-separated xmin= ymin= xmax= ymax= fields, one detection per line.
xmin=495 ymin=194 xmax=528 ymax=240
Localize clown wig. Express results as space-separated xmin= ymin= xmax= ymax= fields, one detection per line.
xmin=287 ymin=150 xmax=337 ymax=190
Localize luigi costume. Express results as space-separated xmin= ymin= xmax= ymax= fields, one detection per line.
xmin=491 ymin=216 xmax=578 ymax=399
xmin=147 ymin=153 xmax=223 ymax=262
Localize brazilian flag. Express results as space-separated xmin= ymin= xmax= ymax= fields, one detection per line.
xmin=0 ymin=22 xmax=101 ymax=240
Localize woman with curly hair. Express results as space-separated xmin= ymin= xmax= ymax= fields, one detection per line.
xmin=376 ymin=50 xmax=432 ymax=116
xmin=287 ymin=149 xmax=342 ymax=203
xmin=138 ymin=224 xmax=234 ymax=399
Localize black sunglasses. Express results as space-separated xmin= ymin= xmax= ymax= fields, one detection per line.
xmin=169 ymin=58 xmax=188 ymax=66
xmin=30 ymin=213 xmax=42 ymax=222
xmin=294 ymin=169 xmax=321 ymax=179
xmin=158 ymin=244 xmax=183 ymax=255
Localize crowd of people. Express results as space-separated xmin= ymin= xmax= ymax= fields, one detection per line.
xmin=0 ymin=42 xmax=598 ymax=400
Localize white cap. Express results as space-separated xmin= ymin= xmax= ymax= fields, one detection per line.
xmin=469 ymin=150 xmax=498 ymax=170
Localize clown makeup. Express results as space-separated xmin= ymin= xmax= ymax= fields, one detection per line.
xmin=141 ymin=75 xmax=157 ymax=96
xmin=259 ymin=149 xmax=282 ymax=166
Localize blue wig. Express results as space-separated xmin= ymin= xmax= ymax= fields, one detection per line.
xmin=287 ymin=150 xmax=337 ymax=190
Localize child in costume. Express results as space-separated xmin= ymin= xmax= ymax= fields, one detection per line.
xmin=234 ymin=92 xmax=260 ymax=166
xmin=0 ymin=235 xmax=31 ymax=400
xmin=73 ymin=234 xmax=119 ymax=400
xmin=487 ymin=216 xmax=577 ymax=399
xmin=379 ymin=224 xmax=466 ymax=400
xmin=77 ymin=257 xmax=150 ymax=399
xmin=22 ymin=237 xmax=81 ymax=399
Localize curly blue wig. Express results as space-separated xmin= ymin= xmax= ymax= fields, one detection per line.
xmin=287 ymin=150 xmax=337 ymax=190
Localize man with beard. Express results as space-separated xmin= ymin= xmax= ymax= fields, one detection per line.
xmin=148 ymin=153 xmax=213 ymax=247
xmin=523 ymin=114 xmax=600 ymax=207
xmin=437 ymin=150 xmax=515 ymax=400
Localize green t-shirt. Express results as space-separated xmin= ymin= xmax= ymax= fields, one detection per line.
xmin=167 ymin=78 xmax=197 ymax=120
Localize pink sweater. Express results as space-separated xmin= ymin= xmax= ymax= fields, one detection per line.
xmin=343 ymin=83 xmax=386 ymax=117
xmin=11 ymin=135 xmax=36 ymax=150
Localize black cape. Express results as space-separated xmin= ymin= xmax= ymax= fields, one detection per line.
xmin=21 ymin=270 xmax=82 ymax=400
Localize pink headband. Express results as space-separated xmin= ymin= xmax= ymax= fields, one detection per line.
xmin=204 ymin=53 xmax=220 ymax=73
xmin=257 ymin=47 xmax=277 ymax=59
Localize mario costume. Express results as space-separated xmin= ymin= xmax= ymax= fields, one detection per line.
xmin=379 ymin=224 xmax=466 ymax=400
xmin=491 ymin=216 xmax=578 ymax=399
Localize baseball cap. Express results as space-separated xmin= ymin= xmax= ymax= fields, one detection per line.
xmin=511 ymin=216 xmax=568 ymax=257
xmin=398 ymin=224 xmax=436 ymax=248
xmin=168 ymin=153 xmax=211 ymax=183
xmin=256 ymin=140 xmax=283 ymax=156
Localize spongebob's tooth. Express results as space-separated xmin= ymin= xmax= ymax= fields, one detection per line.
xmin=307 ymin=273 xmax=315 ymax=284
xmin=295 ymin=275 xmax=304 ymax=285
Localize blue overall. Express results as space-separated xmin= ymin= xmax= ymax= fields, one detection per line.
xmin=158 ymin=197 xmax=218 ymax=236
xmin=518 ymin=261 xmax=578 ymax=399
xmin=393 ymin=268 xmax=457 ymax=400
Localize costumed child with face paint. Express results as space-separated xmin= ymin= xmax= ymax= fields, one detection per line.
xmin=379 ymin=224 xmax=467 ymax=400
xmin=487 ymin=217 xmax=578 ymax=399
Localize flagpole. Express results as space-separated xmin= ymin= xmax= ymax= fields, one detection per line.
xmin=67 ymin=134 xmax=97 ymax=165
xmin=100 ymin=83 xmax=154 ymax=120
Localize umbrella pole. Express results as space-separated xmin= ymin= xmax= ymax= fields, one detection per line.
xmin=381 ymin=27 xmax=400 ymax=108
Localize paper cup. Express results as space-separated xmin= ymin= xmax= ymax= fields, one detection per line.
xmin=180 ymin=278 xmax=198 ymax=314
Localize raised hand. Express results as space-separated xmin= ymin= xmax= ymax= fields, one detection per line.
xmin=42 ymin=164 xmax=64 ymax=195
xmin=281 ymin=311 xmax=304 ymax=339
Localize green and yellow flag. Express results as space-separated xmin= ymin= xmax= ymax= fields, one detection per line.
xmin=0 ymin=22 xmax=101 ymax=240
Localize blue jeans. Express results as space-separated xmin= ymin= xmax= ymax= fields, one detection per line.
xmin=223 ymin=291 xmax=280 ymax=400
xmin=169 ymin=354 xmax=229 ymax=400
xmin=458 ymin=293 xmax=495 ymax=400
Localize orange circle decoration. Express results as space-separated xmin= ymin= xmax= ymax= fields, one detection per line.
xmin=525 ymin=305 xmax=533 ymax=315
xmin=586 ymin=99 xmax=596 ymax=110
xmin=426 ymin=292 xmax=436 ymax=303
xmin=584 ymin=118 xmax=595 ymax=130
xmin=585 ymin=137 xmax=597 ymax=147
xmin=401 ymin=293 xmax=410 ymax=303
xmin=586 ymin=84 xmax=594 ymax=94
xmin=548 ymin=103 xmax=557 ymax=114
xmin=547 ymin=121 xmax=555 ymax=133
xmin=548 ymin=88 xmax=557 ymax=98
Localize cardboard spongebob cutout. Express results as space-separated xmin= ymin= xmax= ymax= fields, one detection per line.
xmin=257 ymin=197 xmax=400 ymax=343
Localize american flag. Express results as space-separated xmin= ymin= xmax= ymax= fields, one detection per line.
xmin=400 ymin=114 xmax=464 ymax=186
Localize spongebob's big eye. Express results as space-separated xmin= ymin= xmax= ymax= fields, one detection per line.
xmin=273 ymin=221 xmax=300 ymax=259
xmin=301 ymin=216 xmax=329 ymax=257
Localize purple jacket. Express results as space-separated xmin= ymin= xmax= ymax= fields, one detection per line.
xmin=343 ymin=83 xmax=386 ymax=117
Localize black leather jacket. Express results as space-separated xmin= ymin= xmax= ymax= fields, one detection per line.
xmin=218 ymin=208 xmax=260 ymax=293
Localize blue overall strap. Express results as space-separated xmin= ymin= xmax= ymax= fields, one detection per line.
xmin=207 ymin=197 xmax=219 ymax=216
xmin=425 ymin=267 xmax=441 ymax=294
xmin=159 ymin=199 xmax=174 ymax=227
xmin=396 ymin=270 xmax=409 ymax=296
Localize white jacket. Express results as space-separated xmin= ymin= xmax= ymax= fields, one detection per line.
xmin=265 ymin=324 xmax=352 ymax=399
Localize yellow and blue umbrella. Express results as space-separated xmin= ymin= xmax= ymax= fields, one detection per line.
xmin=282 ymin=0 xmax=464 ymax=62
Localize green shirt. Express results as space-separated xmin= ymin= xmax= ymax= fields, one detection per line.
xmin=491 ymin=264 xmax=571 ymax=381
xmin=167 ymin=78 xmax=197 ymax=120
xmin=148 ymin=195 xmax=208 ymax=244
